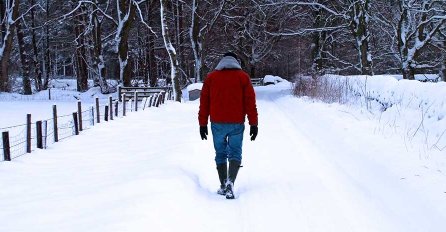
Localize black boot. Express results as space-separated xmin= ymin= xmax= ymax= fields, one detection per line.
xmin=225 ymin=160 xmax=241 ymax=199
xmin=216 ymin=163 xmax=227 ymax=195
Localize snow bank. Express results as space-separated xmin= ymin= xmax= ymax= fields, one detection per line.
xmin=0 ymin=80 xmax=117 ymax=129
xmin=324 ymin=74 xmax=446 ymax=152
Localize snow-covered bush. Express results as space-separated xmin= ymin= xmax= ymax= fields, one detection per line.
xmin=293 ymin=75 xmax=353 ymax=104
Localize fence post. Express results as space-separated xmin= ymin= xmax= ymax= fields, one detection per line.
xmin=73 ymin=113 xmax=79 ymax=135
xmin=48 ymin=88 xmax=51 ymax=100
xmin=2 ymin=131 xmax=11 ymax=161
xmin=123 ymin=96 xmax=126 ymax=116
xmin=115 ymin=101 xmax=118 ymax=117
xmin=118 ymin=85 xmax=122 ymax=101
xmin=77 ymin=101 xmax=83 ymax=131
xmin=104 ymin=106 xmax=109 ymax=121
xmin=109 ymin=96 xmax=113 ymax=120
xmin=149 ymin=96 xmax=154 ymax=107
xmin=26 ymin=114 xmax=31 ymax=153
xmin=96 ymin=97 xmax=100 ymax=123
xmin=91 ymin=106 xmax=95 ymax=126
xmin=36 ymin=121 xmax=43 ymax=149
xmin=143 ymin=97 xmax=148 ymax=110
xmin=43 ymin=120 xmax=48 ymax=149
xmin=156 ymin=93 xmax=161 ymax=107
xmin=152 ymin=95 xmax=156 ymax=107
xmin=134 ymin=92 xmax=138 ymax=112
xmin=53 ymin=105 xmax=59 ymax=142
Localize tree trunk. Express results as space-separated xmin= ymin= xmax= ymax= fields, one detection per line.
xmin=250 ymin=64 xmax=256 ymax=79
xmin=350 ymin=0 xmax=373 ymax=75
xmin=72 ymin=1 xmax=88 ymax=92
xmin=43 ymin=0 xmax=50 ymax=90
xmin=16 ymin=18 xmax=32 ymax=94
xmin=190 ymin=0 xmax=202 ymax=83
xmin=145 ymin=0 xmax=157 ymax=87
xmin=30 ymin=0 xmax=42 ymax=91
xmin=397 ymin=2 xmax=410 ymax=80
xmin=92 ymin=0 xmax=110 ymax=93
xmin=402 ymin=66 xmax=415 ymax=81
xmin=311 ymin=6 xmax=327 ymax=78
xmin=176 ymin=0 xmax=186 ymax=86
xmin=116 ymin=0 xmax=136 ymax=87
xmin=0 ymin=0 xmax=19 ymax=92
xmin=442 ymin=39 xmax=446 ymax=81
xmin=147 ymin=33 xmax=157 ymax=87
xmin=160 ymin=0 xmax=181 ymax=101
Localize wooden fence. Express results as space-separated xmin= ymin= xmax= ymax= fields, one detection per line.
xmin=1 ymin=92 xmax=170 ymax=162
xmin=118 ymin=86 xmax=173 ymax=102
xmin=251 ymin=78 xmax=264 ymax=86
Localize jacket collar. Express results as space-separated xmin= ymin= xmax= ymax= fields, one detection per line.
xmin=215 ymin=56 xmax=242 ymax=70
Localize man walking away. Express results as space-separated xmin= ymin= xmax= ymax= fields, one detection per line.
xmin=198 ymin=52 xmax=258 ymax=199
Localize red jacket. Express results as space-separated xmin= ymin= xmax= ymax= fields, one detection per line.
xmin=198 ymin=69 xmax=258 ymax=126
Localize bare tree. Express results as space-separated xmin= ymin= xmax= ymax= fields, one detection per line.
xmin=116 ymin=0 xmax=136 ymax=87
xmin=42 ymin=0 xmax=50 ymax=90
xmin=30 ymin=0 xmax=43 ymax=91
xmin=440 ymin=27 xmax=446 ymax=81
xmin=16 ymin=16 xmax=32 ymax=94
xmin=396 ymin=0 xmax=446 ymax=80
xmin=309 ymin=2 xmax=331 ymax=76
xmin=349 ymin=0 xmax=373 ymax=75
xmin=442 ymin=39 xmax=446 ymax=81
xmin=0 ymin=0 xmax=19 ymax=92
xmin=222 ymin=1 xmax=290 ymax=78
xmin=190 ymin=0 xmax=226 ymax=82
xmin=90 ymin=0 xmax=111 ymax=93
xmin=71 ymin=1 xmax=89 ymax=92
xmin=146 ymin=0 xmax=157 ymax=87
xmin=160 ymin=0 xmax=181 ymax=101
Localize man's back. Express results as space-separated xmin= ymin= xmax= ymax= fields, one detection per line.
xmin=203 ymin=69 xmax=252 ymax=124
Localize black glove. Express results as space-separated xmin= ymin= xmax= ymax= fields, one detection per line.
xmin=250 ymin=125 xmax=258 ymax=141
xmin=200 ymin=126 xmax=208 ymax=140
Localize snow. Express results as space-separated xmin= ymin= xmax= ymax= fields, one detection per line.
xmin=324 ymin=74 xmax=446 ymax=152
xmin=186 ymin=83 xmax=203 ymax=91
xmin=1 ymin=75 xmax=446 ymax=231
xmin=263 ymin=75 xmax=285 ymax=84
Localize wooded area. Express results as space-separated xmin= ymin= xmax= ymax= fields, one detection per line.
xmin=0 ymin=0 xmax=445 ymax=100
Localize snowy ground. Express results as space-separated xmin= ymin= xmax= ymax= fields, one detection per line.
xmin=0 ymin=79 xmax=445 ymax=231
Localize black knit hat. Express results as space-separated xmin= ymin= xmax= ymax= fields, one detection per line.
xmin=224 ymin=52 xmax=238 ymax=60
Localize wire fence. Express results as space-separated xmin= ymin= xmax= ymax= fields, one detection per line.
xmin=1 ymin=88 xmax=173 ymax=162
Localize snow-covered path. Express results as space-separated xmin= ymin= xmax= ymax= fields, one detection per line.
xmin=1 ymin=85 xmax=445 ymax=232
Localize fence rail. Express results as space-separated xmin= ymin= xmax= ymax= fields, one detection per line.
xmin=251 ymin=78 xmax=264 ymax=86
xmin=118 ymin=86 xmax=173 ymax=102
xmin=1 ymin=91 xmax=171 ymax=162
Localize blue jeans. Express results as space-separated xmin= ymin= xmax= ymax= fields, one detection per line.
xmin=211 ymin=123 xmax=245 ymax=165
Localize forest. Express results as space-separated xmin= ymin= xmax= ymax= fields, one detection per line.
xmin=0 ymin=0 xmax=445 ymax=100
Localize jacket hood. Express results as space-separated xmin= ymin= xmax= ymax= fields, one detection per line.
xmin=215 ymin=56 xmax=242 ymax=70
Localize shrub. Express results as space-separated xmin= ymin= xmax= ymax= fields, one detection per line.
xmin=293 ymin=75 xmax=352 ymax=104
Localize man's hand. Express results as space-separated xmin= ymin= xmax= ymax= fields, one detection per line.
xmin=250 ymin=125 xmax=258 ymax=141
xmin=200 ymin=126 xmax=208 ymax=140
